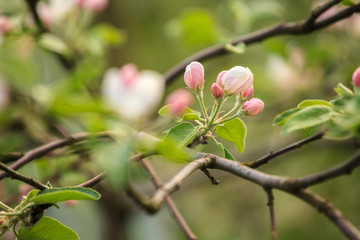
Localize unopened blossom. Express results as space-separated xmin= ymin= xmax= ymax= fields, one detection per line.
xmin=0 ymin=16 xmax=12 ymax=35
xmin=352 ymin=66 xmax=360 ymax=87
xmin=102 ymin=64 xmax=165 ymax=120
xmin=184 ymin=61 xmax=204 ymax=90
xmin=76 ymin=0 xmax=108 ymax=12
xmin=165 ymin=89 xmax=194 ymax=116
xmin=216 ymin=70 xmax=227 ymax=86
xmin=241 ymin=85 xmax=254 ymax=99
xmin=243 ymin=98 xmax=264 ymax=116
xmin=222 ymin=66 xmax=253 ymax=95
xmin=211 ymin=83 xmax=224 ymax=99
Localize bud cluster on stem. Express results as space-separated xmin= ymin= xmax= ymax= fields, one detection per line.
xmin=175 ymin=61 xmax=265 ymax=140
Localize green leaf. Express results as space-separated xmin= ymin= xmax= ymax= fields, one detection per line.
xmin=334 ymin=83 xmax=353 ymax=97
xmin=156 ymin=140 xmax=191 ymax=163
xmin=31 ymin=187 xmax=101 ymax=204
xmin=159 ymin=105 xmax=201 ymax=121
xmin=216 ymin=118 xmax=247 ymax=153
xmin=341 ymin=0 xmax=357 ymax=6
xmin=297 ymin=99 xmax=332 ymax=108
xmin=164 ymin=122 xmax=199 ymax=148
xmin=324 ymin=120 xmax=353 ymax=140
xmin=18 ymin=217 xmax=79 ymax=240
xmin=282 ymin=106 xmax=332 ymax=134
xmin=273 ymin=108 xmax=300 ymax=126
xmin=158 ymin=104 xmax=172 ymax=116
xmin=178 ymin=112 xmax=201 ymax=122
xmin=216 ymin=142 xmax=235 ymax=160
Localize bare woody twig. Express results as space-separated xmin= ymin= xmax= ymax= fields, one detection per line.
xmin=246 ymin=132 xmax=324 ymax=168
xmin=0 ymin=161 xmax=48 ymax=190
xmin=303 ymin=0 xmax=342 ymax=28
xmin=293 ymin=151 xmax=360 ymax=188
xmin=0 ymin=132 xmax=110 ymax=181
xmin=129 ymin=153 xmax=360 ymax=239
xmin=140 ymin=158 xmax=197 ymax=240
xmin=164 ymin=1 xmax=360 ymax=84
xmin=294 ymin=189 xmax=360 ymax=240
xmin=77 ymin=172 xmax=106 ymax=188
xmin=264 ymin=187 xmax=278 ymax=240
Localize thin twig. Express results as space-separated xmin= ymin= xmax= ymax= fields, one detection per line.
xmin=293 ymin=189 xmax=360 ymax=240
xmin=303 ymin=0 xmax=342 ymax=29
xmin=0 ymin=132 xmax=110 ymax=181
xmin=0 ymin=152 xmax=23 ymax=164
xmin=200 ymin=167 xmax=220 ymax=185
xmin=292 ymin=151 xmax=360 ymax=188
xmin=164 ymin=1 xmax=360 ymax=84
xmin=77 ymin=172 xmax=106 ymax=188
xmin=140 ymin=158 xmax=198 ymax=240
xmin=264 ymin=187 xmax=278 ymax=240
xmin=0 ymin=161 xmax=48 ymax=190
xmin=246 ymin=132 xmax=324 ymax=168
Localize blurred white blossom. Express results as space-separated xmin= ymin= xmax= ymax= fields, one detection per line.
xmin=37 ymin=0 xmax=75 ymax=28
xmin=102 ymin=64 xmax=165 ymax=121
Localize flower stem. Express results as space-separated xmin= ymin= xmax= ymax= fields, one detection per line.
xmin=196 ymin=90 xmax=209 ymax=124
xmin=220 ymin=95 xmax=242 ymax=120
xmin=0 ymin=201 xmax=13 ymax=211
xmin=214 ymin=110 xmax=245 ymax=126
xmin=207 ymin=97 xmax=225 ymax=128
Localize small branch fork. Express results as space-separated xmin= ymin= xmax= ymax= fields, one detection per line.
xmin=164 ymin=0 xmax=360 ymax=85
xmin=139 ymin=158 xmax=197 ymax=240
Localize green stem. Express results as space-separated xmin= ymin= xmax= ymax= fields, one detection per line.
xmin=0 ymin=211 xmax=21 ymax=216
xmin=214 ymin=110 xmax=245 ymax=126
xmin=207 ymin=97 xmax=225 ymax=128
xmin=0 ymin=201 xmax=13 ymax=211
xmin=220 ymin=95 xmax=242 ymax=120
xmin=196 ymin=90 xmax=209 ymax=123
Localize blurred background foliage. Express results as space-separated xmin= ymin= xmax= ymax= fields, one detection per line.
xmin=1 ymin=0 xmax=360 ymax=239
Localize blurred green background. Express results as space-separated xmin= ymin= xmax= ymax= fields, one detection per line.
xmin=1 ymin=0 xmax=360 ymax=239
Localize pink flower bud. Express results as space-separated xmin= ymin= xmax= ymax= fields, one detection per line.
xmin=222 ymin=66 xmax=253 ymax=95
xmin=216 ymin=70 xmax=227 ymax=86
xmin=352 ymin=66 xmax=360 ymax=87
xmin=0 ymin=16 xmax=12 ymax=35
xmin=211 ymin=83 xmax=224 ymax=98
xmin=165 ymin=89 xmax=194 ymax=116
xmin=241 ymin=85 xmax=254 ymax=99
xmin=243 ymin=98 xmax=264 ymax=116
xmin=184 ymin=61 xmax=204 ymax=90
xmin=76 ymin=0 xmax=108 ymax=12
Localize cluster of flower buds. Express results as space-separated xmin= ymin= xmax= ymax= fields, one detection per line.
xmin=182 ymin=61 xmax=264 ymax=117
